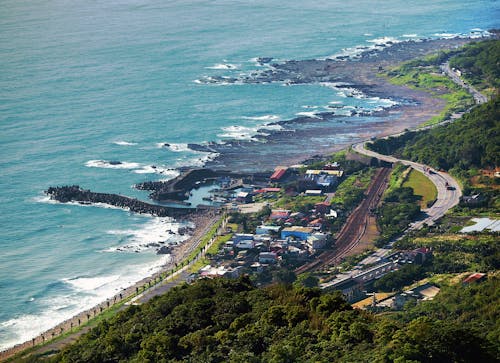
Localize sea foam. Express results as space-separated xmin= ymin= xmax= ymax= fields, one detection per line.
xmin=157 ymin=142 xmax=191 ymax=152
xmin=0 ymin=254 xmax=174 ymax=351
xmin=241 ymin=114 xmax=281 ymax=121
xmin=113 ymin=141 xmax=137 ymax=146
xmin=103 ymin=217 xmax=190 ymax=253
xmin=85 ymin=160 xmax=141 ymax=170
xmin=206 ymin=63 xmax=239 ymax=70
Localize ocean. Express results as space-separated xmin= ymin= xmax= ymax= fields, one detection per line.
xmin=0 ymin=0 xmax=498 ymax=350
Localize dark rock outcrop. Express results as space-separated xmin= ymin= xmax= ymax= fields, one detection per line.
xmin=45 ymin=185 xmax=194 ymax=218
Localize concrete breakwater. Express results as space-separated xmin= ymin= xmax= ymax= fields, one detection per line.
xmin=45 ymin=185 xmax=195 ymax=218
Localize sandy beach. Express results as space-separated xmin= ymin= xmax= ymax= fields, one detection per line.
xmin=0 ymin=209 xmax=220 ymax=361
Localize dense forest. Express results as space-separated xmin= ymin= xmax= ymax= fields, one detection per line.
xmin=40 ymin=276 xmax=498 ymax=363
xmin=375 ymin=186 xmax=421 ymax=244
xmin=449 ymin=39 xmax=500 ymax=90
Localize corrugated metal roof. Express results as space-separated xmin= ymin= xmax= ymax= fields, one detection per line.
xmin=306 ymin=169 xmax=344 ymax=176
xmin=270 ymin=168 xmax=287 ymax=180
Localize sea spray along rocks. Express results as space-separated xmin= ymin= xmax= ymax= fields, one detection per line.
xmin=45 ymin=185 xmax=194 ymax=218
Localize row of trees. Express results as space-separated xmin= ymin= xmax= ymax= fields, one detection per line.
xmin=375 ymin=186 xmax=421 ymax=245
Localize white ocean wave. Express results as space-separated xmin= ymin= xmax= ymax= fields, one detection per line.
xmin=326 ymin=36 xmax=402 ymax=60
xmin=259 ymin=124 xmax=283 ymax=132
xmin=218 ymin=125 xmax=260 ymax=140
xmin=367 ymin=36 xmax=401 ymax=45
xmin=295 ymin=111 xmax=321 ymax=119
xmin=206 ymin=63 xmax=239 ymax=70
xmin=0 ymin=253 xmax=174 ymax=351
xmin=85 ymin=160 xmax=141 ymax=170
xmin=156 ymin=142 xmax=191 ymax=152
xmin=241 ymin=114 xmax=281 ymax=121
xmin=85 ymin=159 xmax=178 ymax=178
xmin=194 ymin=76 xmax=243 ymax=86
xmin=63 ymin=275 xmax=121 ymax=292
xmin=433 ymin=32 xmax=461 ymax=38
xmin=402 ymin=34 xmax=418 ymax=38
xmin=133 ymin=165 xmax=179 ymax=178
xmin=319 ymin=82 xmax=352 ymax=89
xmin=194 ymin=152 xmax=219 ymax=166
xmin=320 ymin=82 xmax=398 ymax=110
xmin=113 ymin=140 xmax=137 ymax=146
xmin=103 ymin=217 xmax=190 ymax=253
xmin=33 ymin=195 xmax=58 ymax=204
xmin=35 ymin=195 xmax=129 ymax=212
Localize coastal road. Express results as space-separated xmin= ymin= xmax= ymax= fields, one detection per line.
xmin=352 ymin=142 xmax=462 ymax=229
xmin=440 ymin=62 xmax=488 ymax=104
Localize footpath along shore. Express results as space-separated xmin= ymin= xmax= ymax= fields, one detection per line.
xmin=0 ymin=209 xmax=225 ymax=362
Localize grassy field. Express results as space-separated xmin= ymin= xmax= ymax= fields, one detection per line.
xmin=386 ymin=64 xmax=474 ymax=126
xmin=274 ymin=195 xmax=325 ymax=212
xmin=402 ymin=168 xmax=437 ymax=208
xmin=329 ymin=168 xmax=375 ymax=208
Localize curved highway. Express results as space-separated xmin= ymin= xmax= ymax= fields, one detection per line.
xmin=441 ymin=62 xmax=488 ymax=104
xmin=352 ymin=142 xmax=462 ymax=229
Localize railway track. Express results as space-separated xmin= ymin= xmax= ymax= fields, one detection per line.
xmin=295 ymin=167 xmax=391 ymax=274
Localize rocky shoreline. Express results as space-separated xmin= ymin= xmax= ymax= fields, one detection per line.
xmin=189 ymin=37 xmax=480 ymax=172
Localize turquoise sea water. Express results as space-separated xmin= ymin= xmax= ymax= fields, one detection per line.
xmin=0 ymin=0 xmax=498 ymax=350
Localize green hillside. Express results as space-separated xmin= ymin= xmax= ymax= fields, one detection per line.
xmin=40 ymin=276 xmax=498 ymax=363
xmin=369 ymin=96 xmax=499 ymax=172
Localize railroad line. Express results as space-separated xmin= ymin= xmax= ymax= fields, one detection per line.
xmin=295 ymin=167 xmax=391 ymax=274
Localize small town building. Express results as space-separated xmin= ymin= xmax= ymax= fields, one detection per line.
xmin=270 ymin=209 xmax=291 ymax=220
xmin=325 ymin=209 xmax=338 ymax=218
xmin=315 ymin=201 xmax=331 ymax=214
xmin=307 ymin=233 xmax=328 ymax=251
xmin=236 ymin=191 xmax=253 ymax=203
xmin=305 ymin=169 xmax=344 ymax=187
xmin=256 ymin=225 xmax=282 ymax=235
xmin=462 ymin=272 xmax=486 ymax=284
xmin=233 ymin=234 xmax=254 ymax=243
xmin=235 ymin=240 xmax=256 ymax=249
xmin=305 ymin=189 xmax=323 ymax=196
xmin=259 ymin=252 xmax=278 ymax=264
xmin=324 ymin=277 xmax=363 ymax=302
xmin=403 ymin=247 xmax=433 ymax=264
xmin=270 ymin=167 xmax=288 ymax=182
xmin=281 ymin=226 xmax=314 ymax=240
